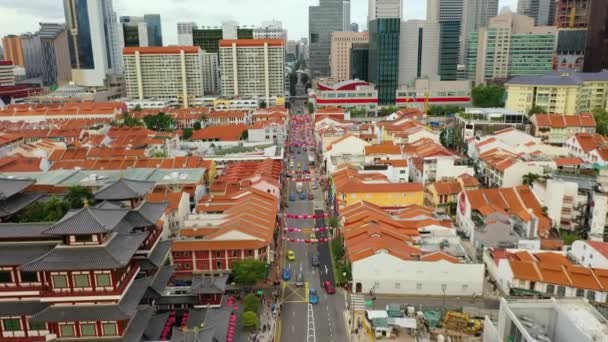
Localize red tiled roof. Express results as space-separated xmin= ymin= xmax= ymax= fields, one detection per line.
xmin=364 ymin=141 xmax=401 ymax=155
xmin=191 ymin=124 xmax=248 ymax=141
xmin=123 ymin=46 xmax=200 ymax=54
xmin=431 ymin=180 xmax=462 ymax=196
xmin=554 ymin=157 xmax=584 ymax=167
xmin=0 ymin=155 xmax=42 ymax=172
xmin=586 ymin=241 xmax=608 ymax=259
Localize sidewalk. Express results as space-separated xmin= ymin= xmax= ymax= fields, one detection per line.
xmin=252 ymin=299 xmax=278 ymax=342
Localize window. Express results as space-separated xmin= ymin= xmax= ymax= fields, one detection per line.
xmin=73 ymin=274 xmax=90 ymax=288
xmin=248 ymin=250 xmax=254 ymax=257
xmin=29 ymin=322 xmax=45 ymax=330
xmin=462 ymin=284 xmax=469 ymax=292
xmin=96 ymin=274 xmax=111 ymax=287
xmin=557 ymin=286 xmax=566 ymax=296
xmin=2 ymin=319 xmax=21 ymax=331
xmin=232 ymin=250 xmax=238 ymax=257
xmin=80 ymin=323 xmax=96 ymax=336
xmin=416 ymin=283 xmax=422 ymax=290
xmin=102 ymin=323 xmax=117 ymax=336
xmin=0 ymin=271 xmax=12 ymax=283
xmin=20 ymin=271 xmax=38 ymax=283
xmin=394 ymin=282 xmax=400 ymax=289
xmin=74 ymin=235 xmax=94 ymax=243
xmin=576 ymin=288 xmax=585 ymax=297
xmin=215 ymin=251 xmax=222 ymax=258
xmin=52 ymin=275 xmax=68 ymax=288
xmin=546 ymin=284 xmax=555 ymax=294
xmin=60 ymin=324 xmax=75 ymax=337
xmin=587 ymin=291 xmax=596 ymax=301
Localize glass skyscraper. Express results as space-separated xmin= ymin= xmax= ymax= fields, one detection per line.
xmin=144 ymin=14 xmax=163 ymax=47
xmin=368 ymin=18 xmax=400 ymax=105
xmin=309 ymin=0 xmax=351 ymax=78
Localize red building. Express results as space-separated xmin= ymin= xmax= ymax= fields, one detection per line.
xmin=0 ymin=178 xmax=171 ymax=341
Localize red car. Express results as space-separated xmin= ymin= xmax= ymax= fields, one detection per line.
xmin=323 ymin=281 xmax=336 ymax=295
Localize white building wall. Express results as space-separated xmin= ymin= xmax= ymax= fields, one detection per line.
xmin=222 ymin=21 xmax=238 ymax=39
xmin=368 ymin=0 xmax=403 ymax=20
xmin=352 ymin=253 xmax=485 ymax=296
xmin=177 ymin=22 xmax=196 ymax=46
xmin=399 ymin=20 xmax=440 ymax=85
xmin=570 ymin=240 xmax=608 ymax=269
xmin=590 ymin=192 xmax=608 ymax=242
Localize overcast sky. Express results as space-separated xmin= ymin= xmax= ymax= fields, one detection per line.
xmin=0 ymin=0 xmax=518 ymax=46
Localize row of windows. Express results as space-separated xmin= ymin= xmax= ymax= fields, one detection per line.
xmin=51 ymin=272 xmax=112 ymax=289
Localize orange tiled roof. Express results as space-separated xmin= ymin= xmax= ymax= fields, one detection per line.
xmin=573 ymin=133 xmax=608 ymax=153
xmin=420 ymin=251 xmax=459 ymax=264
xmin=533 ymin=113 xmax=596 ymax=128
xmin=431 ymin=180 xmax=462 ymax=196
xmin=364 ymin=141 xmax=401 ymax=155
xmin=123 ymin=46 xmax=200 ymax=54
xmin=457 ymin=173 xmax=480 ymax=187
xmin=554 ymin=157 xmax=584 ymax=167
xmin=191 ymin=124 xmax=249 ymax=141
xmin=0 ymin=155 xmax=42 ymax=172
xmin=146 ymin=191 xmax=185 ymax=212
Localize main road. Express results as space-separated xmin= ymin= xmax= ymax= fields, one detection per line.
xmin=278 ymin=102 xmax=347 ymax=342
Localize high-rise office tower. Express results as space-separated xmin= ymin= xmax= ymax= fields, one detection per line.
xmin=309 ymin=0 xmax=351 ymax=77
xmin=460 ymin=0 xmax=498 ymax=69
xmin=517 ymin=0 xmax=556 ymax=25
xmin=399 ymin=20 xmax=440 ymax=85
xmin=193 ymin=24 xmax=253 ymax=53
xmin=219 ymin=39 xmax=285 ymax=104
xmin=427 ymin=0 xmax=464 ymax=81
xmin=144 ymin=14 xmax=162 ymax=46
xmin=467 ymin=8 xmax=556 ymax=84
xmin=368 ymin=0 xmax=401 ymax=105
xmin=555 ymin=0 xmax=591 ymax=28
xmin=38 ymin=23 xmax=72 ymax=86
xmin=120 ymin=15 xmax=162 ymax=47
xmin=64 ymin=0 xmax=121 ymax=87
xmin=553 ymin=0 xmax=591 ymax=72
xmin=330 ymin=31 xmax=368 ymax=82
xmin=584 ymin=0 xmax=608 ymax=72
xmin=1 ymin=35 xmax=25 ymax=66
xmin=253 ymin=20 xmax=288 ymax=41
xmin=20 ymin=33 xmax=43 ymax=79
xmin=351 ymin=23 xmax=359 ymax=32
xmin=177 ymin=22 xmax=197 ymax=46
xmin=0 ymin=61 xmax=15 ymax=86
xmin=350 ymin=43 xmax=369 ymax=81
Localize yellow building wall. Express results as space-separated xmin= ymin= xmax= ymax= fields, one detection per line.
xmin=507 ymin=82 xmax=608 ymax=114
xmin=342 ymin=191 xmax=424 ymax=208
xmin=275 ymin=96 xmax=285 ymax=106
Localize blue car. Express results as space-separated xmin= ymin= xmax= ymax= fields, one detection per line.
xmin=309 ymin=288 xmax=319 ymax=304
xmin=290 ymin=192 xmax=296 ymax=202
xmin=299 ymin=191 xmax=306 ymax=200
xmin=282 ymin=268 xmax=291 ymax=281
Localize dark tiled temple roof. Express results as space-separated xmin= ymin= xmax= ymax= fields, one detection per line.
xmin=94 ymin=178 xmax=155 ymax=200
xmin=43 ymin=207 xmax=129 ymax=235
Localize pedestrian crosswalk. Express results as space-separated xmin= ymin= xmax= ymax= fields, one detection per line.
xmin=350 ymin=294 xmax=366 ymax=311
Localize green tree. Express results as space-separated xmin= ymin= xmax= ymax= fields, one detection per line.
xmin=378 ymin=106 xmax=398 ymax=116
xmin=259 ymin=100 xmax=267 ymax=109
xmin=331 ymin=238 xmax=345 ymax=261
xmin=12 ymin=196 xmax=71 ymax=222
xmin=242 ymin=311 xmax=258 ymax=330
xmin=528 ymin=105 xmax=546 ymax=116
xmin=428 ymin=105 xmax=464 ymax=116
xmin=471 ymin=84 xmax=506 ymax=107
xmin=289 ymin=71 xmax=298 ymax=96
xmin=143 ymin=112 xmax=176 ymax=132
xmin=240 ymin=129 xmax=249 ymax=141
xmin=244 ymin=294 xmax=260 ymax=313
xmin=193 ymin=121 xmax=202 ymax=130
xmin=134 ymin=104 xmax=142 ymax=112
xmin=350 ymin=107 xmax=366 ymax=117
xmin=64 ymin=185 xmax=93 ymax=209
xmin=328 ymin=216 xmax=340 ymax=236
xmin=231 ymin=258 xmax=266 ymax=286
xmin=182 ymin=128 xmax=193 ymax=140
xmin=593 ymin=107 xmax=608 ymax=135
xmin=522 ymin=173 xmax=541 ymax=186
xmin=300 ymin=73 xmax=309 ymax=85
xmin=115 ymin=112 xmax=143 ymax=127
xmin=307 ymin=101 xmax=314 ymax=114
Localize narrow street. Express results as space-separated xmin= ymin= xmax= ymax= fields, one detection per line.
xmin=277 ymin=100 xmax=346 ymax=342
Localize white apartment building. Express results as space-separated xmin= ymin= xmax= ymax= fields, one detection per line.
xmin=0 ymin=61 xmax=15 ymax=86
xmin=123 ymin=46 xmax=204 ymax=108
xmin=219 ymin=39 xmax=285 ymax=106
xmin=330 ymin=32 xmax=368 ymax=82
xmin=368 ymin=0 xmax=403 ymax=20
xmin=177 ymin=22 xmax=197 ymax=46
xmin=570 ymin=240 xmax=608 ymax=270
xmin=399 ymin=20 xmax=439 ymax=85
xmin=253 ymin=20 xmax=287 ymax=41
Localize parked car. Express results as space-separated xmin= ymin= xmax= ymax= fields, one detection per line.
xmin=290 ymin=192 xmax=295 ymax=202
xmin=308 ymin=192 xmax=314 ymax=200
xmin=312 ymin=181 xmax=319 ymax=189
xmin=323 ymin=281 xmax=336 ymax=294
xmin=312 ymin=254 xmax=320 ymax=267
xmin=296 ymin=273 xmax=304 ymax=287
xmin=282 ymin=268 xmax=291 ymax=281
xmin=287 ymin=250 xmax=296 ymax=261
xmin=299 ymin=191 xmax=306 ymax=200
xmin=309 ymin=288 xmax=319 ymax=304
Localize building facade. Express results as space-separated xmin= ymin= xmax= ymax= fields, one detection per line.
xmin=330 ymin=32 xmax=368 ymax=82
xmin=143 ymin=14 xmax=162 ymax=47
xmin=517 ymin=0 xmax=556 ymax=25
xmin=1 ymin=35 xmax=24 ymax=66
xmin=583 ymin=0 xmax=608 ymax=72
xmin=63 ymin=0 xmax=121 ymax=87
xmin=253 ymin=20 xmax=287 ymax=41
xmin=368 ymin=0 xmax=402 ymax=21
xmin=505 ymin=71 xmax=608 ymax=114
xmin=399 ymin=20 xmax=440 ymax=85
xmin=368 ymin=18 xmax=400 ymax=105
xmin=38 ymin=23 xmax=72 ymax=86
xmin=20 ymin=33 xmax=43 ymax=79
xmin=120 ymin=17 xmax=149 ymax=47
xmin=427 ymin=0 xmax=463 ymax=81
xmin=309 ymin=0 xmax=351 ymax=77
xmin=0 ymin=61 xmax=15 ymax=86
xmin=123 ymin=46 xmax=204 ymax=108
xmin=201 ymin=51 xmax=220 ymax=95
xmin=467 ymin=9 xmax=556 ymax=85
xmin=177 ymin=22 xmax=197 ymax=46
xmin=555 ymin=0 xmax=591 ymax=28
xmin=219 ymin=39 xmax=285 ymax=105
xmin=350 ymin=43 xmax=369 ymax=81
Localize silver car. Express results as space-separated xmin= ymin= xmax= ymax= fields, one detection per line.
xmin=296 ymin=273 xmax=304 ymax=287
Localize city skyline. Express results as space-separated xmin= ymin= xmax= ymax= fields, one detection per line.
xmin=0 ymin=0 xmax=517 ymax=46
